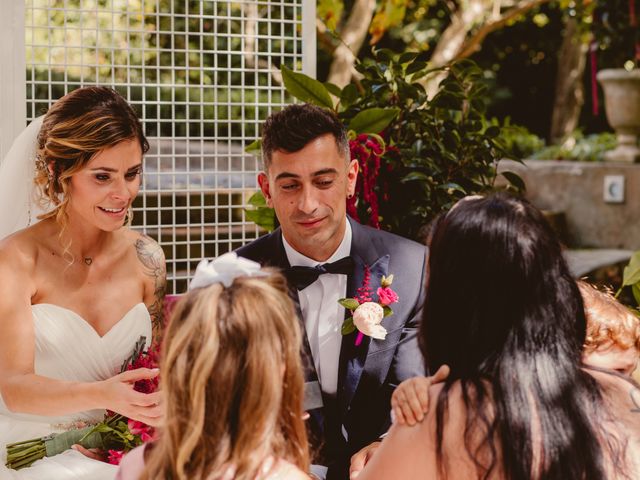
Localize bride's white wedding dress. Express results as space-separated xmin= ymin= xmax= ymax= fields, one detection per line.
xmin=0 ymin=303 xmax=151 ymax=480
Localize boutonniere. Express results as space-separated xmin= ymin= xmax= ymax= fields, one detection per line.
xmin=339 ymin=266 xmax=399 ymax=346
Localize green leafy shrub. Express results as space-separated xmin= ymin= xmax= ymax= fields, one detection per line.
xmin=530 ymin=132 xmax=618 ymax=162
xmin=492 ymin=118 xmax=545 ymax=160
xmin=247 ymin=50 xmax=524 ymax=240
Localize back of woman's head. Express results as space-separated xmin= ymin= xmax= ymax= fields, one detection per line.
xmin=423 ymin=193 xmax=585 ymax=376
xmin=35 ymin=86 xmax=148 ymax=219
xmin=422 ymin=193 xmax=616 ymax=479
xmin=143 ymin=271 xmax=309 ymax=480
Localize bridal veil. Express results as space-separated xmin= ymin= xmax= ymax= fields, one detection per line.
xmin=0 ymin=117 xmax=47 ymax=239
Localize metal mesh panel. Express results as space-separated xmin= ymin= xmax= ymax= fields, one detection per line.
xmin=25 ymin=0 xmax=310 ymax=293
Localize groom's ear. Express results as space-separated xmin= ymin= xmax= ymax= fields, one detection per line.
xmin=346 ymin=159 xmax=359 ymax=198
xmin=257 ymin=172 xmax=273 ymax=208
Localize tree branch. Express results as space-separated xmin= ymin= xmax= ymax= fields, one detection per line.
xmin=456 ymin=0 xmax=551 ymax=60
xmin=326 ymin=0 xmax=377 ymax=87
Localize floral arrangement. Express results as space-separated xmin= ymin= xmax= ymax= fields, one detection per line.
xmin=5 ymin=336 xmax=159 ymax=470
xmin=339 ymin=267 xmax=399 ymax=346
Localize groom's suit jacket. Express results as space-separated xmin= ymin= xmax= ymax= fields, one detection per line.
xmin=236 ymin=217 xmax=426 ymax=479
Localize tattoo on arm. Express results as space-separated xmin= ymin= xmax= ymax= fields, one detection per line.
xmin=135 ymin=236 xmax=166 ymax=341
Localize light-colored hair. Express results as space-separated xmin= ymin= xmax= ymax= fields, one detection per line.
xmin=34 ymin=86 xmax=148 ymax=234
xmin=141 ymin=271 xmax=309 ymax=480
xmin=579 ymin=281 xmax=640 ymax=354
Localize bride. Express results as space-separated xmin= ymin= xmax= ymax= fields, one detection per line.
xmin=0 ymin=86 xmax=166 ymax=479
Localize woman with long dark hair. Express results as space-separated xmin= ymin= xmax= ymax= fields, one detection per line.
xmin=357 ymin=193 xmax=639 ymax=479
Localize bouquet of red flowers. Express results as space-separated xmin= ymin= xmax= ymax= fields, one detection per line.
xmin=5 ymin=336 xmax=159 ymax=470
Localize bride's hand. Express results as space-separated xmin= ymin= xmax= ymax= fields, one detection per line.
xmin=71 ymin=444 xmax=107 ymax=462
xmin=99 ymin=368 xmax=162 ymax=426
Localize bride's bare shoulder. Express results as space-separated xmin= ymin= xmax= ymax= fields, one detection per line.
xmin=0 ymin=221 xmax=51 ymax=271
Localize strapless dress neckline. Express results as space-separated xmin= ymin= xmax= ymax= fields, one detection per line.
xmin=32 ymin=302 xmax=147 ymax=339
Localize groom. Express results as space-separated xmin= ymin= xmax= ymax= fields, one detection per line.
xmin=236 ymin=104 xmax=426 ymax=479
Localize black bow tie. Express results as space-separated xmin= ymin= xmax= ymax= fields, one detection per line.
xmin=286 ymin=256 xmax=354 ymax=291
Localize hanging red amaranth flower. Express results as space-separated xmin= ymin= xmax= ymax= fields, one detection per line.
xmin=348 ymin=134 xmax=385 ymax=228
xmin=355 ymin=265 xmax=373 ymax=303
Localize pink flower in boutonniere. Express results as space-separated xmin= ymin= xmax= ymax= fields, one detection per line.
xmin=339 ymin=270 xmax=397 ymax=346
xmin=377 ymin=286 xmax=399 ymax=306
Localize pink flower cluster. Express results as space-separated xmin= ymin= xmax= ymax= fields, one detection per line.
xmin=107 ymin=449 xmax=125 ymax=465
xmin=128 ymin=419 xmax=154 ymax=442
xmin=377 ymin=287 xmax=399 ymax=306
xmin=127 ymin=344 xmax=160 ymax=394
xmin=107 ymin=344 xmax=160 ymax=465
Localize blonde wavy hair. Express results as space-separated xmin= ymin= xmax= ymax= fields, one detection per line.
xmin=35 ymin=86 xmax=148 ymax=233
xmin=142 ymin=271 xmax=309 ymax=480
xmin=579 ymin=281 xmax=640 ymax=354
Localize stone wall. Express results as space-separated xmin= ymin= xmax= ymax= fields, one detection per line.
xmin=499 ymin=159 xmax=640 ymax=249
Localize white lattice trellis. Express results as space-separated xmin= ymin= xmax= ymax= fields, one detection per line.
xmin=14 ymin=0 xmax=315 ymax=293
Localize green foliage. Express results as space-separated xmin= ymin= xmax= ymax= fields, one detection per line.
xmin=281 ymin=66 xmax=335 ymax=109
xmin=492 ymin=118 xmax=546 ymax=159
xmin=619 ymin=252 xmax=640 ymax=307
xmin=317 ymin=0 xmax=345 ymax=31
xmin=349 ymin=108 xmax=401 ymax=134
xmin=341 ymin=317 xmax=356 ymax=335
xmin=244 ymin=192 xmax=277 ymax=232
xmin=530 ymin=132 xmax=617 ymax=161
xmin=337 ymin=51 xmax=519 ymax=239
xmin=338 ymin=298 xmax=361 ymax=310
xmin=251 ymin=49 xmax=521 ymax=240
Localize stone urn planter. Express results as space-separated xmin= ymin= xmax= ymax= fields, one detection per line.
xmin=597 ymin=68 xmax=640 ymax=163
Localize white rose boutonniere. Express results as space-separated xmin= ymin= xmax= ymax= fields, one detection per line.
xmin=339 ymin=266 xmax=398 ymax=346
xmin=353 ymin=302 xmax=387 ymax=340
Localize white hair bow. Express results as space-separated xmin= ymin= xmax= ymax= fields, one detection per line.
xmin=189 ymin=252 xmax=269 ymax=290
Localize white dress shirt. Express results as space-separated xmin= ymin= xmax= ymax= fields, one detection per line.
xmin=282 ymin=219 xmax=352 ymax=397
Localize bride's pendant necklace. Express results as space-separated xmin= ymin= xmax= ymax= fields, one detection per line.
xmin=83 ymin=257 xmax=93 ymax=266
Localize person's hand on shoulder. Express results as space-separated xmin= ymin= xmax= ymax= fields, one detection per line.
xmin=391 ymin=365 xmax=450 ymax=426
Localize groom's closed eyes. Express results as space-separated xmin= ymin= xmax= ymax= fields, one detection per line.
xmin=276 ymin=168 xmax=339 ymax=191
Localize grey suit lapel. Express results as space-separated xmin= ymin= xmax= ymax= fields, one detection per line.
xmin=337 ymin=219 xmax=390 ymax=413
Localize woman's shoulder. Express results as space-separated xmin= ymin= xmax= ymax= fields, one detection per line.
xmin=123 ymin=230 xmax=165 ymax=264
xmin=0 ymin=222 xmax=47 ymax=272
xmin=358 ymin=381 xmax=492 ymax=480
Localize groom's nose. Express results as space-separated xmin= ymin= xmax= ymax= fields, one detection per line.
xmin=297 ymin=186 xmax=319 ymax=214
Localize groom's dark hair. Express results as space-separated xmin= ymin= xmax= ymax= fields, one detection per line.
xmin=261 ymin=103 xmax=349 ymax=170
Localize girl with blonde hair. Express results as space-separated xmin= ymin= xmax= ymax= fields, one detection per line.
xmin=117 ymin=253 xmax=310 ymax=480
xmin=0 ymin=86 xmax=165 ymax=479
